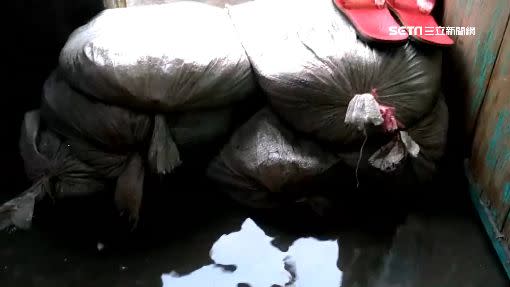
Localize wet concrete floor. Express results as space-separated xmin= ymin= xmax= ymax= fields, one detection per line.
xmin=0 ymin=172 xmax=508 ymax=287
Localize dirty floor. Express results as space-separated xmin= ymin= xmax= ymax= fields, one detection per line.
xmin=0 ymin=170 xmax=508 ymax=287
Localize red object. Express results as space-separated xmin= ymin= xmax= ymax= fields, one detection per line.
xmin=386 ymin=0 xmax=454 ymax=46
xmin=333 ymin=0 xmax=408 ymax=43
xmin=371 ymin=89 xmax=404 ymax=132
xmin=379 ymin=105 xmax=400 ymax=132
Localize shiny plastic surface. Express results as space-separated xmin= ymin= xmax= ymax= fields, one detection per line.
xmin=60 ymin=1 xmax=254 ymax=112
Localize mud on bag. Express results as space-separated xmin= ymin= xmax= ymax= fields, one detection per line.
xmin=60 ymin=1 xmax=255 ymax=112
xmin=228 ymin=0 xmax=442 ymax=145
xmin=207 ymin=108 xmax=341 ymax=208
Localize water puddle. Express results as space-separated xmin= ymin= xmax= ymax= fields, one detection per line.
xmin=162 ymin=218 xmax=342 ymax=287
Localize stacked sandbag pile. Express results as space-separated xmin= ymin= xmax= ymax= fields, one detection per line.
xmin=2 ymin=0 xmax=449 ymax=228
xmin=208 ymin=0 xmax=448 ymax=208
xmin=1 ymin=1 xmax=256 ymax=230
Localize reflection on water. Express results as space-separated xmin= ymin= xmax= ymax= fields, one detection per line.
xmin=286 ymin=238 xmax=342 ymax=287
xmin=161 ymin=218 xmax=342 ymax=287
xmin=210 ymin=218 xmax=292 ymax=286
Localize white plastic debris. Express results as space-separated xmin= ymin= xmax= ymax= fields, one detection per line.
xmin=369 ymin=131 xmax=421 ymax=172
xmin=344 ymin=93 xmax=383 ymax=130
xmin=400 ymin=131 xmax=420 ymax=157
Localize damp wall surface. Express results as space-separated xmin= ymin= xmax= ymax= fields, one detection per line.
xmin=443 ymin=0 xmax=510 ymax=275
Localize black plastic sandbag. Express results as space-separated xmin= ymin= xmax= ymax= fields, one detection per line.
xmin=0 ymin=111 xmax=104 ymax=230
xmin=338 ymin=97 xmax=448 ymax=186
xmin=41 ymin=70 xmax=182 ymax=175
xmin=41 ymin=70 xmax=240 ymax=174
xmin=207 ymin=108 xmax=341 ymax=208
xmin=40 ymin=71 xmax=240 ymax=223
xmin=168 ymin=108 xmax=234 ymax=149
xmin=41 ymin=71 xmax=152 ymax=152
xmin=114 ymin=153 xmax=145 ymax=225
xmin=60 ymin=1 xmax=255 ymax=112
xmin=228 ymin=0 xmax=442 ymax=145
xmin=57 ymin=139 xmax=146 ymax=225
xmin=63 ymin=106 xmax=235 ymax=225
xmin=398 ymin=97 xmax=448 ymax=184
